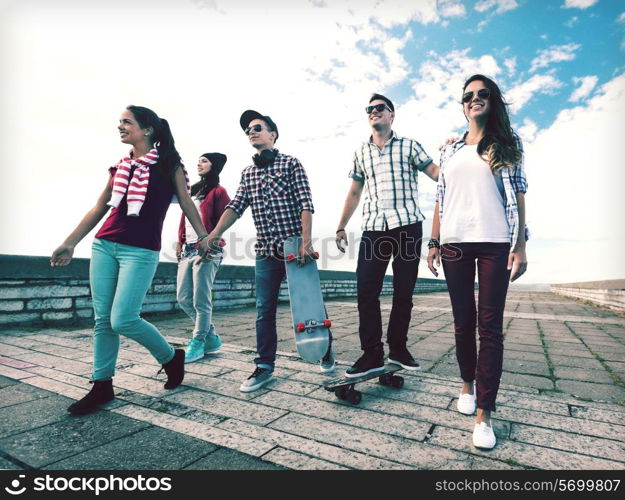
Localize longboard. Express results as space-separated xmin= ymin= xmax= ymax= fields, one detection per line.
xmin=323 ymin=364 xmax=404 ymax=405
xmin=283 ymin=236 xmax=331 ymax=362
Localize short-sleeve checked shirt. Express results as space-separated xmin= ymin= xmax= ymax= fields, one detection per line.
xmin=437 ymin=134 xmax=528 ymax=250
xmin=349 ymin=131 xmax=433 ymax=231
xmin=226 ymin=151 xmax=314 ymax=256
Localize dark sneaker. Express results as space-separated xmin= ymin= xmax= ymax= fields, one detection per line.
xmin=240 ymin=367 xmax=273 ymax=393
xmin=345 ymin=353 xmax=384 ymax=378
xmin=388 ymin=350 xmax=421 ymax=371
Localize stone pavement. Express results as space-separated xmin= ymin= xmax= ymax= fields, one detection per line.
xmin=1 ymin=291 xmax=624 ymax=470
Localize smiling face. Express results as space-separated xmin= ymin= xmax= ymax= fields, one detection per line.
xmin=367 ymin=99 xmax=394 ymax=131
xmin=463 ymin=79 xmax=491 ymax=123
xmin=197 ymin=156 xmax=212 ymax=176
xmin=118 ymin=109 xmax=153 ymax=147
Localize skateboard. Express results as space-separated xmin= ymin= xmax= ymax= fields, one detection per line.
xmin=283 ymin=236 xmax=331 ymax=363
xmin=322 ymin=365 xmax=404 ymax=405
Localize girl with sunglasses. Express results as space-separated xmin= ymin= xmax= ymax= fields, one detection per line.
xmin=51 ymin=105 xmax=213 ymax=415
xmin=427 ymin=74 xmax=528 ymax=449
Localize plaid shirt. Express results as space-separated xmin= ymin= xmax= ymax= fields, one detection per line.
xmin=437 ymin=134 xmax=528 ymax=250
xmin=349 ymin=131 xmax=433 ymax=231
xmin=226 ymin=151 xmax=314 ymax=256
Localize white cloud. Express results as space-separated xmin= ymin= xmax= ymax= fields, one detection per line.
xmin=564 ymin=15 xmax=579 ymax=28
xmin=522 ymin=73 xmax=625 ymax=281
xmin=517 ymin=118 xmax=539 ymax=143
xmin=618 ymin=12 xmax=625 ymax=23
xmin=507 ymin=74 xmax=564 ymax=113
xmin=569 ymin=75 xmax=598 ymax=102
xmin=530 ymin=43 xmax=581 ymax=72
xmin=475 ymin=0 xmax=519 ymax=14
xmin=563 ymin=0 xmax=599 ymax=9
xmin=504 ymin=56 xmax=517 ymax=76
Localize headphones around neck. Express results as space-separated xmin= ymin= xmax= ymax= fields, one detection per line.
xmin=253 ymin=149 xmax=278 ymax=167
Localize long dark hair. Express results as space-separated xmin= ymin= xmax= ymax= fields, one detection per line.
xmin=190 ymin=153 xmax=226 ymax=199
xmin=126 ymin=105 xmax=183 ymax=180
xmin=462 ymin=75 xmax=522 ymax=173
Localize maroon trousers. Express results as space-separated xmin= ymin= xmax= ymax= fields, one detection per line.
xmin=441 ymin=242 xmax=511 ymax=411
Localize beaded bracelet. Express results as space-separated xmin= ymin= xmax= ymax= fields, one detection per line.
xmin=427 ymin=238 xmax=440 ymax=249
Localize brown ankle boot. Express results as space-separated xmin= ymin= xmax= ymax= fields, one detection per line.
xmin=160 ymin=349 xmax=185 ymax=389
xmin=68 ymin=380 xmax=114 ymax=416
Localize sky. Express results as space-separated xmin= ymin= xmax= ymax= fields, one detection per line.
xmin=1 ymin=0 xmax=624 ymax=285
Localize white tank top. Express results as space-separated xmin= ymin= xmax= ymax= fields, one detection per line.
xmin=184 ymin=197 xmax=203 ymax=244
xmin=440 ymin=144 xmax=509 ymax=244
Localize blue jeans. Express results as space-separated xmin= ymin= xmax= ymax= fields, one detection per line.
xmin=90 ymin=238 xmax=175 ymax=380
xmin=254 ymin=254 xmax=332 ymax=370
xmin=254 ymin=255 xmax=285 ymax=370
xmin=177 ymin=249 xmax=222 ymax=341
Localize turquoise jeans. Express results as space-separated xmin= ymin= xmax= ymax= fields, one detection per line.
xmin=90 ymin=238 xmax=175 ymax=380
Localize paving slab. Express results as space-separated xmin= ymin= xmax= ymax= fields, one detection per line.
xmin=2 ymin=291 xmax=625 ymax=470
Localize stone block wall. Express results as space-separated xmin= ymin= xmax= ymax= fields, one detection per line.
xmin=0 ymin=254 xmax=448 ymax=327
xmin=551 ymin=279 xmax=625 ymax=313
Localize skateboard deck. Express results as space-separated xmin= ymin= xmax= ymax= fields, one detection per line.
xmin=323 ymin=364 xmax=404 ymax=405
xmin=283 ymin=236 xmax=331 ymax=363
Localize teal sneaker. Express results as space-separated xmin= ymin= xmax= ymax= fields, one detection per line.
xmin=319 ymin=348 xmax=336 ymax=373
xmin=204 ymin=334 xmax=222 ymax=354
xmin=184 ymin=337 xmax=206 ymax=363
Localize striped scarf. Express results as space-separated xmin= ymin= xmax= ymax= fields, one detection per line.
xmin=108 ymin=148 xmax=190 ymax=216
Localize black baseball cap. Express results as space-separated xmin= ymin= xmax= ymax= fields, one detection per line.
xmin=239 ymin=110 xmax=279 ymax=141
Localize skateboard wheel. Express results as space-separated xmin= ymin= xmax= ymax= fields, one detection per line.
xmin=335 ymin=387 xmax=349 ymax=400
xmin=312 ymin=252 xmax=319 ymax=260
xmin=287 ymin=253 xmax=295 ymax=262
xmin=323 ymin=319 xmax=331 ymax=328
xmin=347 ymin=390 xmax=361 ymax=405
xmin=391 ymin=376 xmax=404 ymax=389
xmin=379 ymin=373 xmax=392 ymax=386
xmin=296 ymin=322 xmax=306 ymax=333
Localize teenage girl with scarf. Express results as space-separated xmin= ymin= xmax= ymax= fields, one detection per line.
xmin=428 ymin=75 xmax=528 ymax=449
xmin=51 ymin=105 xmax=213 ymax=416
xmin=176 ymin=153 xmax=231 ymax=363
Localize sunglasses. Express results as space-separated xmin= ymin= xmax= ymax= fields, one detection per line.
xmin=462 ymin=88 xmax=491 ymax=104
xmin=365 ymin=103 xmax=392 ymax=114
xmin=244 ymin=124 xmax=267 ymax=135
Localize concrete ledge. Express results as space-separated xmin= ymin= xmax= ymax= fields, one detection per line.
xmin=551 ymin=280 xmax=625 ymax=313
xmin=0 ymin=254 xmax=448 ymax=328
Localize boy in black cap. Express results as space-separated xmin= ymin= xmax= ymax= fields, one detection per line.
xmin=205 ymin=110 xmax=335 ymax=392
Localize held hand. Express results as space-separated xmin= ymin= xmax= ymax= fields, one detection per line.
xmin=427 ymin=247 xmax=440 ymax=277
xmin=297 ymin=239 xmax=315 ymax=266
xmin=194 ymin=233 xmax=220 ymax=265
xmin=51 ymin=244 xmax=74 ymax=267
xmin=508 ymin=247 xmax=528 ymax=282
xmin=336 ymin=230 xmax=348 ymax=253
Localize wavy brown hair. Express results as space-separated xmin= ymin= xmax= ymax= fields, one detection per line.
xmin=462 ymin=74 xmax=522 ymax=173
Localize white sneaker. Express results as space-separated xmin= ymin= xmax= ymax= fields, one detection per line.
xmin=472 ymin=422 xmax=496 ymax=449
xmin=457 ymin=390 xmax=476 ymax=415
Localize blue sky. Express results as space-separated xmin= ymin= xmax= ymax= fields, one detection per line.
xmin=1 ymin=0 xmax=624 ymax=285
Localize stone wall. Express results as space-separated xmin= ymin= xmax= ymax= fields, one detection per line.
xmin=0 ymin=254 xmax=448 ymax=327
xmin=551 ymin=279 xmax=625 ymax=313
